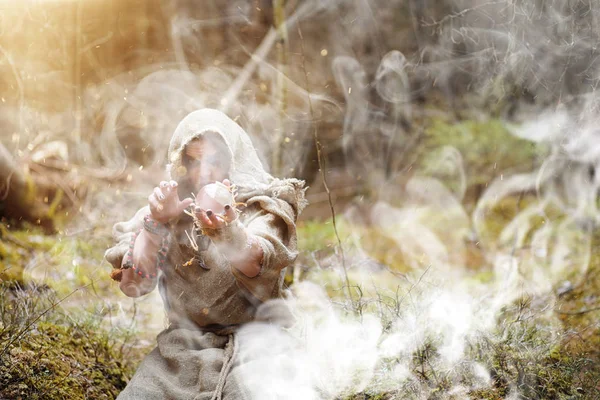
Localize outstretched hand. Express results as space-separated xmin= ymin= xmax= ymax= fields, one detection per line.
xmin=193 ymin=179 xmax=238 ymax=231
xmin=148 ymin=180 xmax=194 ymax=224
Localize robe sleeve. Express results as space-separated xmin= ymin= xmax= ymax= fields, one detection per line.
xmin=104 ymin=206 xmax=148 ymax=270
xmin=229 ymin=195 xmax=301 ymax=302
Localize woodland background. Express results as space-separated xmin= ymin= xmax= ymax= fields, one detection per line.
xmin=1 ymin=1 xmax=600 ymax=399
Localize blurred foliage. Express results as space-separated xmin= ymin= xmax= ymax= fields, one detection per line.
xmin=418 ymin=118 xmax=550 ymax=205
xmin=3 ymin=109 xmax=597 ymax=398
xmin=0 ymin=220 xmax=152 ymax=398
xmin=298 ymin=218 xmax=410 ymax=273
xmin=1 ymin=0 xmax=599 ymax=398
xmin=300 ymin=201 xmax=600 ymax=399
xmin=1 ymin=193 xmax=598 ymax=399
xmin=0 ymin=222 xmax=115 ymax=297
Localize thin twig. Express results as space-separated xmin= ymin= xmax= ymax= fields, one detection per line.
xmin=397 ymin=264 xmax=432 ymax=310
xmin=297 ymin=23 xmax=355 ymax=313
xmin=272 ymin=0 xmax=289 ymax=176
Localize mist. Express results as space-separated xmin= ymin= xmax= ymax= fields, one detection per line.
xmin=1 ymin=0 xmax=600 ymax=399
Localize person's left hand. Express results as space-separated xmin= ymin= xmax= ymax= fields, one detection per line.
xmin=193 ymin=179 xmax=238 ymax=232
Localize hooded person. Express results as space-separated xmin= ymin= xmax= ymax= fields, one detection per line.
xmin=104 ymin=108 xmax=307 ymax=399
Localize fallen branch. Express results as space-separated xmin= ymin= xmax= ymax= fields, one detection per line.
xmin=0 ymin=143 xmax=54 ymax=232
xmin=219 ymin=1 xmax=314 ymax=113
xmin=27 ymin=163 xmax=79 ymax=207
xmin=31 ymin=158 xmax=127 ymax=182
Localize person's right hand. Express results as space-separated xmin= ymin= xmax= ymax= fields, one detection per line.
xmin=193 ymin=179 xmax=238 ymax=231
xmin=148 ymin=180 xmax=194 ymax=224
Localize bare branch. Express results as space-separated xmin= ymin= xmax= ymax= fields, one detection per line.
xmin=421 ymin=1 xmax=506 ymax=30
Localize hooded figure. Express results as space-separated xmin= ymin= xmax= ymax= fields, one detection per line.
xmin=104 ymin=109 xmax=307 ymax=399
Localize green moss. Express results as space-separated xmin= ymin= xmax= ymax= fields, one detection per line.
xmin=0 ymin=225 xmax=30 ymax=284
xmin=0 ymin=219 xmax=152 ymax=399
xmin=462 ymin=285 xmax=600 ymax=399
xmin=0 ymin=283 xmax=147 ymax=400
xmin=553 ymin=230 xmax=600 ymax=398
xmin=474 ymin=193 xmax=566 ymax=251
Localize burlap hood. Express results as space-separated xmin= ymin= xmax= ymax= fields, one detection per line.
xmin=166 ymin=108 xmax=307 ymax=215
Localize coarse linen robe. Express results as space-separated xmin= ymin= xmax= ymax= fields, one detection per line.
xmin=104 ymin=109 xmax=307 ymax=399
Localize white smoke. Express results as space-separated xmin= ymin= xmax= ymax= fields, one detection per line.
xmin=4 ymin=0 xmax=600 ymax=399
xmin=236 ymin=2 xmax=600 ymax=398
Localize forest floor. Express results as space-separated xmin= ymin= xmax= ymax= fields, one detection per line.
xmin=1 ymin=114 xmax=599 ymax=399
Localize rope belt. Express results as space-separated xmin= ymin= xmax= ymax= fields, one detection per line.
xmin=210 ymin=333 xmax=238 ymax=400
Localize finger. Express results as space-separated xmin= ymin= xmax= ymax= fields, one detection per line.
xmin=200 ymin=213 xmax=213 ymax=228
xmin=154 ymin=187 xmax=166 ymax=202
xmin=206 ymin=209 xmax=220 ymax=226
xmin=214 ymin=213 xmax=227 ymax=226
xmin=157 ymin=181 xmax=172 ymax=199
xmin=195 ymin=207 xmax=213 ymax=228
xmin=222 ymin=179 xmax=231 ymax=187
xmin=223 ymin=204 xmax=236 ymax=221
xmin=169 ymin=180 xmax=178 ymax=189
xmin=148 ymin=195 xmax=161 ymax=213
xmin=178 ymin=198 xmax=194 ymax=213
xmin=160 ymin=180 xmax=177 ymax=198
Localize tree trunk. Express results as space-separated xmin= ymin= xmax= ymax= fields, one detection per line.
xmin=0 ymin=143 xmax=54 ymax=233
